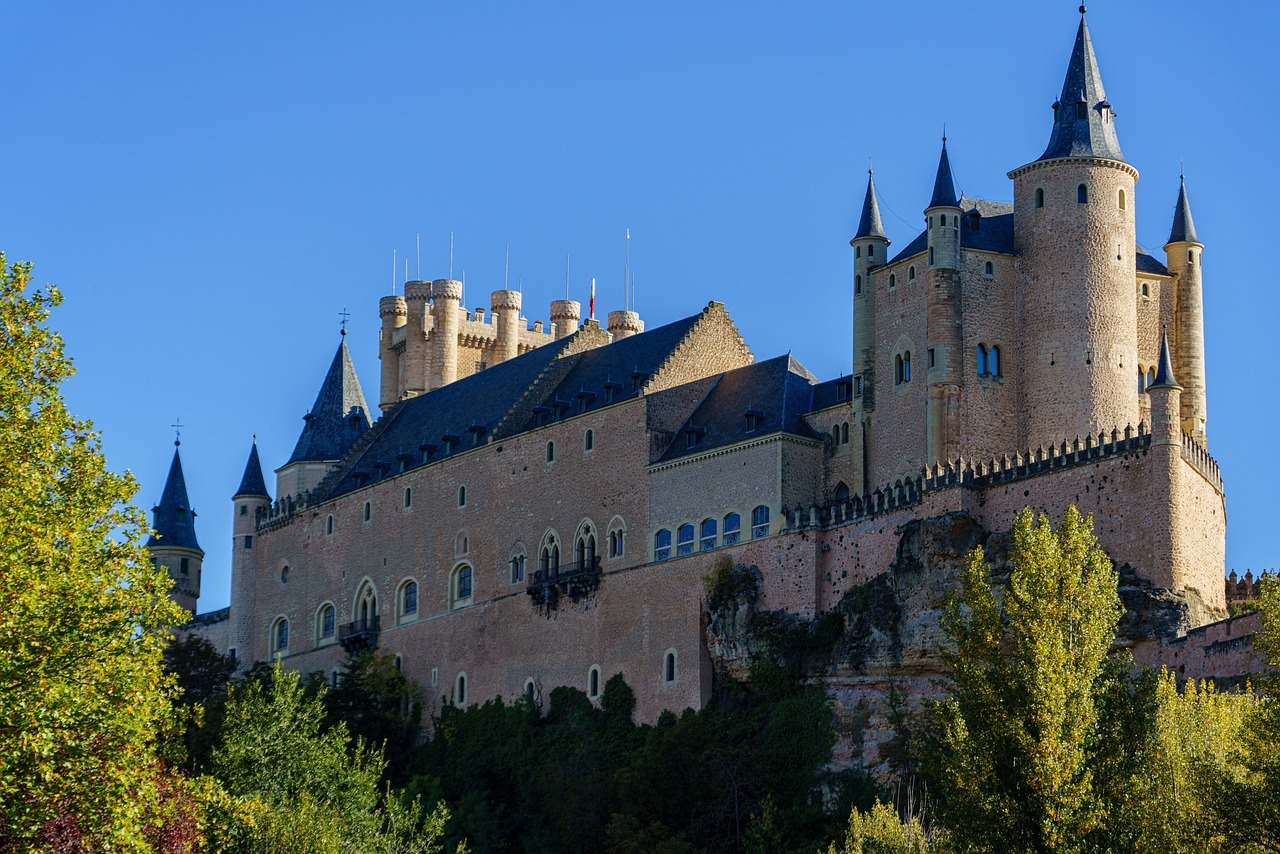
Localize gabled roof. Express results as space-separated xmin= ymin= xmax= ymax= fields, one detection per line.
xmin=927 ymin=140 xmax=959 ymax=210
xmin=146 ymin=444 xmax=202 ymax=552
xmin=234 ymin=440 xmax=270 ymax=499
xmin=655 ymin=354 xmax=820 ymax=464
xmin=286 ymin=337 xmax=372 ymax=466
xmin=1167 ymin=177 xmax=1200 ymax=245
xmin=853 ymin=170 xmax=888 ymax=241
xmin=1037 ymin=12 xmax=1125 ymax=163
xmin=1136 ymin=249 xmax=1168 ymax=276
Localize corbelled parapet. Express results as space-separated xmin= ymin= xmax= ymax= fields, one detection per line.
xmin=550 ymin=299 xmax=581 ymax=340
xmin=607 ymin=309 xmax=644 ymax=341
xmin=432 ymin=278 xmax=463 ymax=302
xmin=492 ymin=289 xmax=523 ymax=364
xmin=378 ymin=295 xmax=408 ymax=410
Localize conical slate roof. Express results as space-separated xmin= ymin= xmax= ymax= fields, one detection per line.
xmin=1150 ymin=331 xmax=1180 ymax=389
xmin=146 ymin=444 xmax=202 ymax=552
xmin=927 ymin=140 xmax=959 ymax=209
xmin=1037 ymin=12 xmax=1125 ymax=163
xmin=1167 ymin=177 xmax=1199 ymax=245
xmin=853 ymin=170 xmax=887 ymax=240
xmin=234 ymin=440 xmax=270 ymax=498
xmin=286 ymin=337 xmax=372 ymax=465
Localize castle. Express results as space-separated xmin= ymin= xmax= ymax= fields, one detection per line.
xmin=154 ymin=11 xmax=1258 ymax=761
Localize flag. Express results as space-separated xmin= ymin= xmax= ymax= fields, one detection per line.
xmin=590 ymin=277 xmax=596 ymax=320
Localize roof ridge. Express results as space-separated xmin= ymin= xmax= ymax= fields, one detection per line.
xmin=490 ymin=327 xmax=609 ymax=439
xmin=644 ymin=302 xmax=753 ymax=395
xmin=312 ymin=400 xmax=407 ymax=500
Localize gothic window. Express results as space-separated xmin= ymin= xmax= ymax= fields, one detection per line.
xmin=898 ymin=351 xmax=911 ymax=383
xmin=676 ymin=524 xmax=695 ymax=557
xmin=575 ymin=522 xmax=597 ymax=568
xmin=1035 ymin=188 xmax=1045 ymax=208
xmin=540 ymin=533 xmax=560 ymax=576
xmin=588 ymin=665 xmax=601 ymax=700
xmin=700 ymin=518 xmax=718 ymax=551
xmin=585 ymin=429 xmax=594 ymax=451
xmin=989 ymin=346 xmax=1001 ymax=377
xmin=451 ymin=564 xmax=473 ymax=609
xmin=751 ymin=505 xmax=770 ymax=539
xmin=723 ymin=513 xmax=741 ymax=546
xmin=354 ymin=580 xmax=378 ymax=629
xmin=1077 ymin=184 xmax=1088 ymax=204
xmin=977 ymin=344 xmax=988 ymax=375
xmin=399 ymin=580 xmax=418 ymax=617
xmin=834 ymin=482 xmax=851 ymax=503
xmin=455 ymin=673 xmax=467 ymax=705
xmin=271 ymin=617 xmax=289 ymax=655
xmin=318 ymin=604 xmax=335 ymax=640
xmin=654 ymin=529 xmax=672 ymax=562
xmin=1138 ymin=367 xmax=1147 ymax=394
xmin=889 ymin=273 xmax=897 ymax=289
xmin=663 ymin=650 xmax=678 ymax=685
xmin=607 ymin=518 xmax=626 ymax=559
xmin=458 ymin=485 xmax=466 ymax=507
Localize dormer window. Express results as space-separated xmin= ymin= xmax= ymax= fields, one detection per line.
xmin=468 ymin=425 xmax=485 ymax=446
xmin=442 ymin=436 xmax=457 ymax=455
xmin=175 ymin=508 xmax=187 ymax=524
xmin=577 ymin=390 xmax=596 ymax=412
xmin=685 ymin=425 xmax=707 ymax=449
xmin=533 ymin=405 xmax=551 ymax=426
xmin=836 ymin=383 xmax=847 ymax=402
xmin=630 ymin=371 xmax=649 ymax=393
xmin=968 ymin=211 xmax=980 ymax=231
xmin=744 ymin=410 xmax=763 ymax=433
xmin=1076 ymin=101 xmax=1088 ymax=120
xmin=419 ymin=443 xmax=437 ymax=463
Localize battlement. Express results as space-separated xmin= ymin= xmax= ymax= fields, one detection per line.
xmin=1227 ymin=569 xmax=1276 ymax=610
xmin=1181 ymin=431 xmax=1222 ymax=492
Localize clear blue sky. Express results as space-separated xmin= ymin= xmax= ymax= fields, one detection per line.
xmin=2 ymin=2 xmax=1274 ymax=611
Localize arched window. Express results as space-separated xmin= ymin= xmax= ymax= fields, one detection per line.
xmin=854 ymin=274 xmax=862 ymax=295
xmin=271 ymin=617 xmax=289 ymax=655
xmin=676 ymin=524 xmax=695 ymax=557
xmin=723 ymin=513 xmax=741 ymax=546
xmin=400 ymin=580 xmax=418 ymax=617
xmin=889 ymin=273 xmax=897 ymax=289
xmin=1141 ymin=282 xmax=1150 ymax=297
xmin=510 ymin=546 xmax=527 ymax=584
xmin=607 ymin=518 xmax=626 ymax=559
xmin=540 ymin=534 xmax=560 ymax=576
xmin=654 ymin=529 xmax=672 ymax=561
xmin=751 ymin=505 xmax=770 ymax=539
xmin=831 ymin=425 xmax=840 ymax=445
xmin=895 ymin=354 xmax=903 ymax=384
xmin=1035 ymin=188 xmax=1045 ymax=208
xmin=584 ymin=429 xmax=594 ymax=452
xmin=1118 ymin=188 xmax=1126 ymax=210
xmin=908 ymin=265 xmax=916 ymax=281
xmin=588 ymin=665 xmax=601 ymax=700
xmin=977 ymin=345 xmax=988 ymax=375
xmin=524 ymin=678 xmax=536 ymax=704
xmin=699 ymin=518 xmax=718 ymax=551
xmin=834 ymin=482 xmax=850 ymax=503
xmin=939 ymin=214 xmax=946 ymax=227
xmin=1188 ymin=249 xmax=1195 ymax=265
xmin=1077 ymin=184 xmax=1088 ymax=204
xmin=280 ymin=565 xmax=290 ymax=585
xmin=317 ymin=604 xmax=335 ymax=641
xmin=363 ymin=501 xmax=371 ymax=522
xmin=1138 ymin=367 xmax=1147 ymax=394
xmin=902 ymin=351 xmax=912 ymax=382
xmin=546 ymin=441 xmax=555 ymax=463
xmin=455 ymin=673 xmax=467 ymax=705
xmin=663 ymin=650 xmax=678 ymax=685
xmin=855 ymin=245 xmax=861 ymax=258
xmin=455 ymin=530 xmax=469 ymax=557
xmin=867 ymin=245 xmax=874 ymax=258
xmin=451 ymin=564 xmax=473 ymax=609
xmin=841 ymin=422 xmax=850 ymax=444
xmin=404 ymin=487 xmax=412 ymax=509
xmin=989 ymin=346 xmax=1001 ymax=377
xmin=575 ymin=523 xmax=597 ymax=568
xmin=1148 ymin=367 xmax=1156 ymax=387
xmin=457 ymin=485 xmax=466 ymax=507
xmin=354 ymin=580 xmax=377 ymax=630
xmin=984 ymin=261 xmax=994 ymax=277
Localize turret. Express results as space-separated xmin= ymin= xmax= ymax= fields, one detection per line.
xmin=378 ymin=295 xmax=406 ymax=411
xmin=850 ymin=169 xmax=889 ymax=416
xmin=550 ymin=299 xmax=581 ymax=340
xmin=1146 ymin=331 xmax=1181 ymax=447
xmin=1164 ymin=175 xmax=1207 ymax=445
xmin=430 ymin=279 xmax=463 ymax=387
xmin=146 ymin=441 xmax=204 ymax=616
xmin=607 ymin=310 xmax=644 ymax=341
xmin=229 ymin=439 xmax=271 ymax=667
xmin=1010 ymin=7 xmax=1138 ymax=445
xmin=491 ymin=289 xmax=523 ymax=363
xmin=924 ymin=139 xmax=964 ymax=464
xmin=402 ymin=280 xmax=432 ymax=397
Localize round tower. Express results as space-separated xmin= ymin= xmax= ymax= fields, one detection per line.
xmin=550 ymin=299 xmax=581 ymax=340
xmin=146 ymin=442 xmax=204 ymax=617
xmin=431 ymin=279 xmax=463 ymax=387
xmin=850 ymin=169 xmax=890 ymax=418
xmin=378 ymin=295 xmax=406 ymax=410
xmin=607 ymin=310 xmax=644 ymax=341
xmin=401 ymin=280 xmax=432 ymax=397
xmin=1164 ymin=176 xmax=1207 ymax=445
xmin=1010 ymin=9 xmax=1138 ymax=444
xmin=924 ymin=139 xmax=964 ymax=465
xmin=229 ymin=440 xmax=271 ymax=668
xmin=491 ymin=289 xmax=523 ymax=363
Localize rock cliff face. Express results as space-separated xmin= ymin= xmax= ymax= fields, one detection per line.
xmin=705 ymin=511 xmax=1204 ymax=777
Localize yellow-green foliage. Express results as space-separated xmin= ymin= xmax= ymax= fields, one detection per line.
xmin=827 ymin=800 xmax=936 ymax=854
xmin=0 ymin=256 xmax=189 ymax=848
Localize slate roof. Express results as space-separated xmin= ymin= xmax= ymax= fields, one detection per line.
xmin=234 ymin=440 xmax=270 ymax=498
xmin=810 ymin=375 xmax=855 ymax=412
xmin=1136 ymin=250 xmax=1168 ymax=276
xmin=287 ymin=337 xmax=373 ymax=465
xmin=927 ymin=141 xmax=959 ymax=209
xmin=889 ymin=198 xmax=1015 ymax=263
xmin=1168 ymin=178 xmax=1199 ymax=245
xmin=1151 ymin=332 xmax=1179 ymax=388
xmin=1037 ymin=13 xmax=1125 ymax=163
xmin=146 ymin=445 xmax=202 ymax=552
xmin=656 ymin=354 xmax=820 ymax=464
xmin=853 ymin=171 xmax=887 ymax=241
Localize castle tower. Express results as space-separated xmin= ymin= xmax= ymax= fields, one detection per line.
xmin=276 ymin=333 xmax=372 ymax=498
xmin=1009 ymin=8 xmax=1139 ymax=445
xmin=1164 ymin=176 xmax=1207 ymax=445
xmin=850 ymin=169 xmax=889 ymax=492
xmin=924 ymin=139 xmax=964 ymax=465
xmin=607 ymin=310 xmax=644 ymax=341
xmin=430 ymin=279 xmax=463 ymax=387
xmin=550 ymin=299 xmax=581 ymax=340
xmin=229 ymin=439 xmax=271 ymax=666
xmin=402 ymin=280 xmax=432 ymax=397
xmin=378 ymin=295 xmax=407 ymax=410
xmin=146 ymin=441 xmax=204 ymax=615
xmin=492 ymin=289 xmax=523 ymax=363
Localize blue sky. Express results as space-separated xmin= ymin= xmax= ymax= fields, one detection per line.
xmin=2 ymin=2 xmax=1274 ymax=611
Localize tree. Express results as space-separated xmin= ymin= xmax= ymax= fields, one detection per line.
xmin=926 ymin=505 xmax=1125 ymax=852
xmin=0 ymin=255 xmax=189 ymax=848
xmin=322 ymin=651 xmax=423 ymax=785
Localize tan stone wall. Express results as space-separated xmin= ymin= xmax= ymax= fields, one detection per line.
xmin=805 ymin=402 xmax=859 ymax=501
xmin=868 ymin=251 xmax=929 ymax=486
xmin=644 ymin=302 xmax=753 ymax=394
xmin=1135 ymin=611 xmax=1271 ymax=684
xmin=958 ymin=250 xmax=1019 ymax=459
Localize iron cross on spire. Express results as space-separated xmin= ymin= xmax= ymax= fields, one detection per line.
xmin=171 ymin=418 xmax=183 ymax=446
xmin=339 ymin=308 xmax=351 ymax=336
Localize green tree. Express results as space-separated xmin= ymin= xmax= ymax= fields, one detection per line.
xmin=0 ymin=255 xmax=190 ymax=848
xmin=322 ymin=651 xmax=423 ymax=785
xmin=927 ymin=505 xmax=1124 ymax=852
xmin=826 ymin=799 xmax=936 ymax=854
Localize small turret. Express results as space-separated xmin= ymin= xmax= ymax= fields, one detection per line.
xmin=147 ymin=441 xmax=204 ymax=615
xmin=1147 ymin=330 xmax=1182 ymax=449
xmin=924 ymin=139 xmax=964 ymax=464
xmin=925 ymin=137 xmax=962 ymax=270
xmin=550 ymin=299 xmax=581 ymax=340
xmin=230 ymin=438 xmax=271 ymax=667
xmin=491 ymin=289 xmax=523 ymax=363
xmin=430 ymin=279 xmax=463 ymax=387
xmin=607 ymin=310 xmax=644 ymax=341
xmin=401 ymin=280 xmax=432 ymax=397
xmin=850 ymin=169 xmax=889 ymax=411
xmin=378 ymin=295 xmax=407 ymax=411
xmin=1165 ymin=175 xmax=1208 ymax=445
xmin=1037 ymin=7 xmax=1125 ymax=164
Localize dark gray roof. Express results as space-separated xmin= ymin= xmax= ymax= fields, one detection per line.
xmin=146 ymin=445 xmax=202 ymax=552
xmin=656 ymin=354 xmax=820 ymax=464
xmin=1167 ymin=178 xmax=1199 ymax=245
xmin=810 ymin=375 xmax=855 ymax=412
xmin=1136 ymin=249 xmax=1168 ymax=276
xmin=287 ymin=337 xmax=372 ymax=465
xmin=927 ymin=141 xmax=959 ymax=209
xmin=234 ymin=440 xmax=270 ymax=498
xmin=889 ymin=197 xmax=1015 ymax=263
xmin=1150 ymin=331 xmax=1179 ymax=388
xmin=1037 ymin=14 xmax=1125 ymax=163
xmin=853 ymin=171 xmax=888 ymax=241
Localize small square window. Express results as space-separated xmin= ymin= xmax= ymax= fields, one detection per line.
xmin=244 ymin=535 xmax=253 ymax=549
xmin=179 ymin=558 xmax=189 ymax=575
xmin=928 ymin=348 xmax=936 ymax=369
xmin=239 ymin=505 xmax=247 ymax=516
xmin=854 ymin=376 xmax=863 ymax=397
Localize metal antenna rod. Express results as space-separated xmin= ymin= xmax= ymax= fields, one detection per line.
xmin=416 ymin=233 xmax=421 ymax=279
xmin=504 ymin=243 xmax=510 ymax=290
xmin=624 ymin=228 xmax=631 ymax=310
xmin=449 ymin=231 xmax=455 ymax=280
xmin=392 ymin=249 xmax=397 ymax=295
xmin=565 ymin=254 xmax=570 ymax=300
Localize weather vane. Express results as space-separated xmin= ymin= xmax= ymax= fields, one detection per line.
xmin=172 ymin=418 xmax=183 ymax=446
xmin=339 ymin=308 xmax=351 ymax=336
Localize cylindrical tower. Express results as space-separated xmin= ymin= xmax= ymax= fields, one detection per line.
xmin=378 ymin=295 xmax=406 ymax=410
xmin=607 ymin=310 xmax=644 ymax=341
xmin=491 ymin=289 xmax=523 ymax=363
xmin=550 ymin=299 xmax=581 ymax=340
xmin=430 ymin=279 xmax=463 ymax=387
xmin=925 ymin=141 xmax=964 ymax=465
xmin=1164 ymin=177 xmax=1207 ymax=445
xmin=229 ymin=440 xmax=271 ymax=669
xmin=850 ymin=170 xmax=890 ymax=418
xmin=402 ymin=281 xmax=431 ymax=397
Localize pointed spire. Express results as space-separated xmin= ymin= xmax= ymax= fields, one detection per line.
xmin=286 ymin=337 xmax=373 ymax=465
xmin=1166 ymin=174 xmax=1200 ymax=245
xmin=146 ymin=443 xmax=202 ymax=551
xmin=234 ymin=438 xmax=270 ymax=499
xmin=1150 ymin=329 xmax=1181 ymax=389
xmin=927 ymin=137 xmax=959 ymax=209
xmin=853 ymin=168 xmax=887 ymax=240
xmin=1037 ymin=9 xmax=1125 ymax=163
